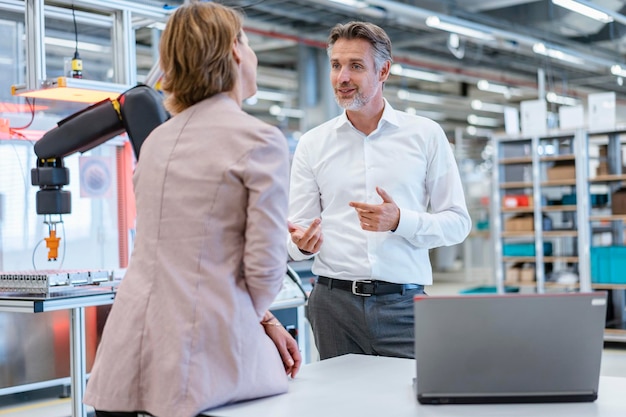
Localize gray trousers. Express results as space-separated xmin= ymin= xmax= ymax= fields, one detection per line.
xmin=306 ymin=280 xmax=426 ymax=360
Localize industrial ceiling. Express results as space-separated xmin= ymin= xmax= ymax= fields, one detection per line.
xmin=4 ymin=0 xmax=626 ymax=143
xmin=141 ymin=0 xmax=626 ymax=137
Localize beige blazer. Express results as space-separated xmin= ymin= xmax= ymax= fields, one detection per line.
xmin=84 ymin=94 xmax=291 ymax=417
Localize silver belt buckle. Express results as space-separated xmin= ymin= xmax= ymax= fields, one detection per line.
xmin=352 ymin=280 xmax=372 ymax=297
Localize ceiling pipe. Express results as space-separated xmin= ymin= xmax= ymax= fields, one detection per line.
xmin=245 ymin=24 xmax=542 ymax=94
xmin=553 ymin=0 xmax=626 ymax=26
xmin=247 ymin=22 xmax=622 ymax=102
xmin=312 ymin=0 xmax=623 ymax=71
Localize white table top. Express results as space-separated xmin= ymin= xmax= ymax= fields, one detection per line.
xmin=204 ymin=354 xmax=626 ymax=417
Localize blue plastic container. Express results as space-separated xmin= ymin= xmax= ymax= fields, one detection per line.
xmin=590 ymin=246 xmax=626 ymax=284
xmin=502 ymin=242 xmax=553 ymax=257
xmin=460 ymin=286 xmax=520 ymax=294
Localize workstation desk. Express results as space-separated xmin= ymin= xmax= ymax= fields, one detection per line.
xmin=205 ymin=354 xmax=626 ymax=417
xmin=0 ymin=286 xmax=117 ymax=417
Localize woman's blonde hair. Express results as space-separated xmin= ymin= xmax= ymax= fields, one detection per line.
xmin=159 ymin=1 xmax=243 ymax=114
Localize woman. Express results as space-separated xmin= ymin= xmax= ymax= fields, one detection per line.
xmin=83 ymin=2 xmax=300 ymax=416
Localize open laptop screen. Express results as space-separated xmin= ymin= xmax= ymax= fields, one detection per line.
xmin=414 ymin=292 xmax=607 ymax=404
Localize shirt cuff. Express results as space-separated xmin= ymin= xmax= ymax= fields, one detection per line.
xmin=287 ymin=240 xmax=316 ymax=261
xmin=393 ymin=208 xmax=419 ymax=239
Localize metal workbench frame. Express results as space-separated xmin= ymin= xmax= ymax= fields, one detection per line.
xmin=0 ymin=288 xmax=116 ymax=417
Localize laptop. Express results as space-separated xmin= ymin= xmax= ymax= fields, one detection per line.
xmin=414 ymin=292 xmax=607 ymax=404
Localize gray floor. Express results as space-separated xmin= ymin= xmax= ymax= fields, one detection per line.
xmin=1 ymin=273 xmax=625 ymax=417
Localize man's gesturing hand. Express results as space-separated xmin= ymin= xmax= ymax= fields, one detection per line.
xmin=288 ymin=219 xmax=323 ymax=254
xmin=349 ymin=187 xmax=400 ymax=232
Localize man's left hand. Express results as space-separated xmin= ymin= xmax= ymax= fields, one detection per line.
xmin=349 ymin=187 xmax=400 ymax=232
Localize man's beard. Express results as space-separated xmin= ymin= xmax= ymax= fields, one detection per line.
xmin=334 ymin=86 xmax=368 ymax=110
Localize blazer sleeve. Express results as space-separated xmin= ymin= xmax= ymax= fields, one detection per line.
xmin=242 ymin=125 xmax=290 ymax=318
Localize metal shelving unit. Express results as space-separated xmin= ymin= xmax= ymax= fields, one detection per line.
xmin=492 ymin=129 xmax=589 ymax=294
xmin=493 ymin=127 xmax=626 ymax=342
xmin=587 ymin=128 xmax=626 ymax=342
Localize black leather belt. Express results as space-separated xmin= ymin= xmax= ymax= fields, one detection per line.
xmin=317 ymin=276 xmax=423 ymax=297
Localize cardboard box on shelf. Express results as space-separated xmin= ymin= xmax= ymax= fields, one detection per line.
xmin=547 ymin=161 xmax=576 ymax=181
xmin=595 ymin=162 xmax=626 ymax=176
xmin=520 ymin=266 xmax=535 ymax=282
xmin=612 ymin=188 xmax=626 ymax=215
xmin=506 ymin=267 xmax=520 ymax=283
xmin=504 ymin=214 xmax=554 ymax=232
xmin=596 ymin=162 xmax=609 ymax=176
xmin=504 ymin=214 xmax=534 ymax=231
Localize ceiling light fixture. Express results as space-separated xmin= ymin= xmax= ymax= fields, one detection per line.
xmin=425 ymin=16 xmax=496 ymax=42
xmin=390 ymin=64 xmax=445 ymax=83
xmin=476 ymin=80 xmax=523 ymax=98
xmin=269 ymin=105 xmax=304 ymax=119
xmin=397 ymin=89 xmax=444 ymax=105
xmin=470 ymin=99 xmax=507 ymax=113
xmin=546 ymin=92 xmax=579 ymax=106
xmin=12 ymin=77 xmax=130 ymax=104
xmin=610 ymin=64 xmax=626 ymax=77
xmin=466 ymin=125 xmax=493 ymax=136
xmin=532 ymin=43 xmax=586 ymax=65
xmin=467 ymin=114 xmax=501 ymax=127
xmin=551 ymin=0 xmax=614 ymax=23
xmin=329 ymin=0 xmax=369 ymax=8
xmin=246 ymin=90 xmax=291 ymax=105
xmin=404 ymin=107 xmax=446 ymax=121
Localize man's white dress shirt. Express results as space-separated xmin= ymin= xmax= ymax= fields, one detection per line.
xmin=288 ymin=100 xmax=471 ymax=285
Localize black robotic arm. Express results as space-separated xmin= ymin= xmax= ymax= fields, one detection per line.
xmin=31 ymin=84 xmax=169 ymax=259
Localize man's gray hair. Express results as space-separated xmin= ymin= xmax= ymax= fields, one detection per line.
xmin=327 ymin=21 xmax=393 ymax=72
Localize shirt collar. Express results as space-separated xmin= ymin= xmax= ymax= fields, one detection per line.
xmin=332 ymin=98 xmax=400 ymax=131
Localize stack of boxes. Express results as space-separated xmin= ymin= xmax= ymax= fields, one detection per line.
xmin=596 ymin=145 xmax=626 ymax=214
xmin=612 ymin=188 xmax=626 ymax=215
xmin=546 ymin=160 xmax=576 ymax=181
xmin=590 ymin=145 xmax=626 ymax=283
xmin=503 ymin=195 xmax=537 ymax=283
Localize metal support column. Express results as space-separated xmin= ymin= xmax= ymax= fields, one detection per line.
xmin=70 ymin=307 xmax=87 ymax=417
xmin=574 ymin=129 xmax=591 ymax=292
xmin=537 ymin=68 xmax=545 ymax=101
xmin=491 ymin=136 xmax=504 ymax=294
xmin=25 ymin=0 xmax=46 ymax=89
xmin=298 ymin=45 xmax=340 ymax=133
xmin=112 ymin=8 xmax=136 ymax=85
xmin=606 ymin=133 xmax=626 ymax=327
xmin=608 ymin=133 xmax=624 ymax=245
xmin=531 ymin=135 xmax=545 ymax=293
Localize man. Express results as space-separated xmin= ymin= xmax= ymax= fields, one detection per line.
xmin=287 ymin=21 xmax=471 ymax=360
